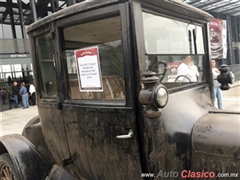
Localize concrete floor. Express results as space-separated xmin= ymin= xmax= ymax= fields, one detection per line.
xmin=0 ymin=105 xmax=38 ymax=136
xmin=221 ymin=80 xmax=240 ymax=111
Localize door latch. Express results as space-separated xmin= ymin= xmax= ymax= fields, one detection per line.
xmin=116 ymin=129 xmax=133 ymax=139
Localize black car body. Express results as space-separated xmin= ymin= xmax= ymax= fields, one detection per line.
xmin=1 ymin=0 xmax=239 ymax=179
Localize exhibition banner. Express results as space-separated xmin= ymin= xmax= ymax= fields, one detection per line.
xmin=209 ymin=18 xmax=227 ymax=59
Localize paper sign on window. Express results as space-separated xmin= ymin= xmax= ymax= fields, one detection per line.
xmin=74 ymin=47 xmax=103 ymax=92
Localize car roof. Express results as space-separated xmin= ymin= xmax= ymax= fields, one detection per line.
xmin=27 ymin=0 xmax=213 ymax=33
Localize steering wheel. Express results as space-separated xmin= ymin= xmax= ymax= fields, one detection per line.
xmin=147 ymin=61 xmax=167 ymax=82
xmin=175 ymin=75 xmax=191 ymax=82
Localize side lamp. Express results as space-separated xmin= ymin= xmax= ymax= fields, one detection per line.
xmin=139 ymin=71 xmax=169 ymax=119
xmin=217 ymin=64 xmax=235 ymax=90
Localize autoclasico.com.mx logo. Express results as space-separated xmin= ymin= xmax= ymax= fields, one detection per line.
xmin=141 ymin=170 xmax=239 ymax=178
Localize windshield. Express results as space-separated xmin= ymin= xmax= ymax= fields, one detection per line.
xmin=142 ymin=12 xmax=206 ymax=89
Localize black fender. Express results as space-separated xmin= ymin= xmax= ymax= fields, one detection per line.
xmin=191 ymin=111 xmax=240 ymax=172
xmin=0 ymin=134 xmax=53 ymax=180
xmin=22 ymin=115 xmax=54 ymax=162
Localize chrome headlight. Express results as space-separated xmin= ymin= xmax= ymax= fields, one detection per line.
xmin=153 ymin=85 xmax=168 ymax=108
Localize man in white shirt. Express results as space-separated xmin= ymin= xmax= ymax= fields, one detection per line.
xmin=177 ymin=55 xmax=197 ymax=82
xmin=29 ymin=82 xmax=36 ymax=105
xmin=189 ymin=60 xmax=200 ymax=81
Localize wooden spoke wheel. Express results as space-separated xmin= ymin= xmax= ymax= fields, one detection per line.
xmin=0 ymin=153 xmax=19 ymax=180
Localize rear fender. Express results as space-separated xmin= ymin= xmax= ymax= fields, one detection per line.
xmin=0 ymin=134 xmax=52 ymax=180
xmin=22 ymin=115 xmax=54 ymax=162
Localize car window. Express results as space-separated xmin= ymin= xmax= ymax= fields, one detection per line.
xmin=142 ymin=12 xmax=206 ymax=89
xmin=35 ymin=33 xmax=57 ymax=97
xmin=63 ymin=16 xmax=125 ymax=101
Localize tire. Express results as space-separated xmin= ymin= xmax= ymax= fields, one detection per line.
xmin=0 ymin=153 xmax=20 ymax=180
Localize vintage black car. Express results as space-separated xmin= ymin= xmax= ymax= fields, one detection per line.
xmin=0 ymin=0 xmax=239 ymax=179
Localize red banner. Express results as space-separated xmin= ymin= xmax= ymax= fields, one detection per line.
xmin=209 ymin=18 xmax=227 ymax=59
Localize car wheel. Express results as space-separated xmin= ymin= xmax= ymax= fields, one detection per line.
xmin=0 ymin=153 xmax=20 ymax=180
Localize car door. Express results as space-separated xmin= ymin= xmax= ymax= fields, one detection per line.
xmin=60 ymin=3 xmax=143 ymax=179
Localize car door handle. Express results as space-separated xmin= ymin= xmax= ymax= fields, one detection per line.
xmin=116 ymin=129 xmax=133 ymax=139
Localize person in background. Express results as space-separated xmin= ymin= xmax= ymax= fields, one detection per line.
xmin=177 ymin=55 xmax=197 ymax=82
xmin=189 ymin=59 xmax=200 ymax=81
xmin=211 ymin=59 xmax=222 ymax=109
xmin=20 ymin=82 xmax=29 ymax=109
xmin=29 ymin=82 xmax=36 ymax=105
xmin=12 ymin=81 xmax=20 ymax=108
xmin=0 ymin=88 xmax=6 ymax=104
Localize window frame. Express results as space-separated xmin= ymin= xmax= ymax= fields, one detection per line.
xmin=30 ymin=24 xmax=60 ymax=100
xmin=34 ymin=32 xmax=58 ymax=98
xmin=141 ymin=7 xmax=210 ymax=92
xmin=56 ymin=3 xmax=133 ymax=107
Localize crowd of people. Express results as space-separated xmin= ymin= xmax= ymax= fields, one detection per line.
xmin=1 ymin=81 xmax=36 ymax=110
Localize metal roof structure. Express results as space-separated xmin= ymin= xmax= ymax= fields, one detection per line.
xmin=0 ymin=0 xmax=84 ymax=25
xmin=182 ymin=0 xmax=240 ymax=17
xmin=1 ymin=0 xmax=32 ymax=25
xmin=1 ymin=0 xmax=240 ymax=26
